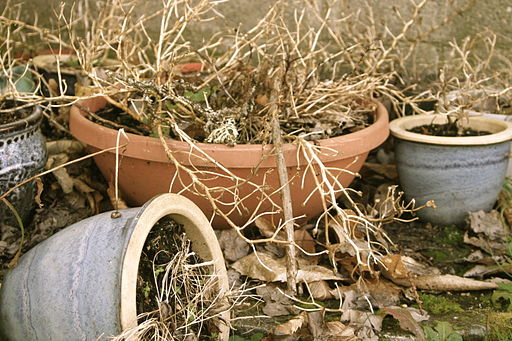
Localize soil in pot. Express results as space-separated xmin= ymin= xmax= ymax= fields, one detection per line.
xmin=86 ymin=95 xmax=374 ymax=143
xmin=135 ymin=215 xmax=221 ymax=340
xmin=408 ymin=117 xmax=492 ymax=137
xmin=0 ymin=100 xmax=33 ymax=124
xmin=79 ymin=62 xmax=378 ymax=145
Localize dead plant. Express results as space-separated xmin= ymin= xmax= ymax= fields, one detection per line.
xmin=86 ymin=0 xmax=441 ymax=291
xmin=111 ymin=218 xmax=233 ymax=340
xmin=434 ymin=30 xmax=512 ymax=119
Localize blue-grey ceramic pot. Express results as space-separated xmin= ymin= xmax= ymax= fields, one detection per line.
xmin=390 ymin=114 xmax=512 ymax=225
xmin=0 ymin=193 xmax=230 ymax=341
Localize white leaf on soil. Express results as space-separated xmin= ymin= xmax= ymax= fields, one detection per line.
xmin=468 ymin=210 xmax=507 ymax=241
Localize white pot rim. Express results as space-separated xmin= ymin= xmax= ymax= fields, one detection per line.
xmin=389 ymin=114 xmax=512 ymax=145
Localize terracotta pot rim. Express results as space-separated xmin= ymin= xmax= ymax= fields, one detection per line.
xmin=389 ymin=113 xmax=512 ymax=146
xmin=0 ymin=105 xmax=42 ymax=134
xmin=70 ymin=96 xmax=389 ymax=167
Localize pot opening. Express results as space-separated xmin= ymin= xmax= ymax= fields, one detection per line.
xmin=0 ymin=100 xmax=39 ymax=126
xmin=118 ymin=214 xmax=223 ymax=340
xmin=81 ymin=87 xmax=376 ymax=145
xmin=407 ymin=116 xmax=492 ymax=137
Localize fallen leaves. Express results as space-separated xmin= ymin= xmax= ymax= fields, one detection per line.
xmin=232 ymin=252 xmax=344 ymax=283
xmin=45 ymin=140 xmax=105 ymax=215
xmin=268 ymin=311 xmax=357 ymax=340
xmin=468 ymin=210 xmax=507 ymax=241
xmin=380 ymin=253 xmax=498 ymax=291
xmin=382 ymin=306 xmax=428 ymax=341
xmin=217 ymin=229 xmax=251 ymax=262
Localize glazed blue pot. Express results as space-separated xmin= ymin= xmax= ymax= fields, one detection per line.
xmin=390 ymin=114 xmax=512 ymax=225
xmin=0 ymin=194 xmax=230 ymax=340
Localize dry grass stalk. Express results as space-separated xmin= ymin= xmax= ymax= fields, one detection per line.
xmin=435 ymin=31 xmax=512 ymax=118
xmin=269 ymin=64 xmax=298 ymax=294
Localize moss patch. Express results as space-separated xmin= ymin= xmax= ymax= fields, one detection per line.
xmin=487 ymin=312 xmax=512 ymax=341
xmin=420 ymin=294 xmax=464 ymax=315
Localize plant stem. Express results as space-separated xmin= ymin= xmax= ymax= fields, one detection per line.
xmin=270 ymin=66 xmax=297 ymax=295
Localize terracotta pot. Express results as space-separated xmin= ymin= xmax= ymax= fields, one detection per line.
xmin=69 ymin=96 xmax=389 ymax=228
xmin=390 ymin=114 xmax=512 ymax=225
xmin=0 ymin=193 xmax=230 ymax=340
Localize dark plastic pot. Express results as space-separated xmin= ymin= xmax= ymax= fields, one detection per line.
xmin=390 ymin=114 xmax=512 ymax=225
xmin=0 ymin=193 xmax=230 ymax=340
xmin=0 ymin=105 xmax=47 ymax=225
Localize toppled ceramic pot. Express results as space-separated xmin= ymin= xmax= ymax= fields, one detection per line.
xmin=0 ymin=193 xmax=230 ymax=340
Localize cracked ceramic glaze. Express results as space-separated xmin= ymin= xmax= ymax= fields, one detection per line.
xmin=0 ymin=106 xmax=47 ymax=225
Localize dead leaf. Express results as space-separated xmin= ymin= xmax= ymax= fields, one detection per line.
xmin=294 ymin=229 xmax=316 ymax=254
xmin=46 ymin=153 xmax=74 ymax=193
xmin=52 ymin=168 xmax=74 ymax=194
xmin=381 ymin=254 xmax=441 ymax=284
xmin=107 ymin=182 xmax=129 ymax=210
xmin=306 ymin=310 xmax=324 ymax=338
xmin=256 ymin=284 xmax=299 ymax=317
xmin=34 ymin=177 xmax=44 ymax=208
xmin=464 ymin=232 xmax=507 ymax=254
xmin=361 ymin=279 xmax=402 ymax=308
xmin=401 ymin=256 xmax=441 ymax=276
xmin=392 ymin=274 xmax=498 ymax=291
xmin=232 ymin=252 xmax=344 ymax=282
xmin=464 ymin=264 xmax=512 ymax=278
xmin=46 ymin=140 xmax=85 ymax=155
xmin=255 ymin=216 xmax=283 ymax=238
xmin=256 ymin=283 xmax=292 ymax=304
xmin=468 ymin=210 xmax=507 ymax=241
xmin=362 ymin=162 xmax=398 ymax=180
xmin=329 ymin=210 xmax=363 ymax=240
xmin=263 ymin=242 xmax=286 ymax=258
xmin=464 ymin=250 xmax=487 ymax=264
xmin=346 ymin=310 xmax=383 ymax=341
xmin=272 ymin=313 xmax=306 ymax=336
xmin=308 ymin=280 xmax=334 ymax=300
xmin=382 ymin=306 xmax=426 ymax=341
xmin=256 ymin=93 xmax=269 ymax=106
xmin=73 ymin=178 xmax=95 ymax=193
xmin=324 ymin=321 xmax=357 ymax=340
xmin=380 ymin=254 xmax=409 ymax=280
xmin=75 ymin=83 xmax=98 ymax=97
xmin=264 ymin=302 xmax=297 ymax=317
xmin=216 ymin=229 xmax=250 ymax=262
